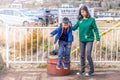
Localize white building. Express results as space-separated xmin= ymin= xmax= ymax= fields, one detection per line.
xmin=36 ymin=0 xmax=44 ymax=4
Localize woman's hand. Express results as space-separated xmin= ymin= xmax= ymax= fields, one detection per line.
xmin=96 ymin=41 xmax=100 ymax=46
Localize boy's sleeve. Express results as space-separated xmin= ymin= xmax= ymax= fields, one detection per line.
xmin=72 ymin=20 xmax=79 ymax=31
xmin=92 ymin=18 xmax=100 ymax=41
xmin=50 ymin=26 xmax=60 ymax=36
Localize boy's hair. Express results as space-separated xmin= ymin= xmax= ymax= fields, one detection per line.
xmin=62 ymin=17 xmax=71 ymax=27
xmin=62 ymin=17 xmax=70 ymax=24
xmin=61 ymin=17 xmax=71 ymax=36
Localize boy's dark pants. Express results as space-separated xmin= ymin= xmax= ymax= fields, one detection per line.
xmin=57 ymin=40 xmax=71 ymax=67
xmin=80 ymin=42 xmax=94 ymax=73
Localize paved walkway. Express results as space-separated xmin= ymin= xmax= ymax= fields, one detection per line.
xmin=0 ymin=70 xmax=120 ymax=80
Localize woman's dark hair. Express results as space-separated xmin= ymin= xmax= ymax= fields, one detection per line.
xmin=78 ymin=5 xmax=91 ymax=20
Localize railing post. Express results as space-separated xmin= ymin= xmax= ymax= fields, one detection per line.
xmin=5 ymin=25 xmax=9 ymax=69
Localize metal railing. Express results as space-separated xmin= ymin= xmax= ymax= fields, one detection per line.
xmin=5 ymin=26 xmax=120 ymax=68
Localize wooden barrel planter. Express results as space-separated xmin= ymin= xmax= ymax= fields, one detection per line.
xmin=47 ymin=56 xmax=70 ymax=76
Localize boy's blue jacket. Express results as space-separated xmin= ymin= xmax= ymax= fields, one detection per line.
xmin=50 ymin=23 xmax=73 ymax=45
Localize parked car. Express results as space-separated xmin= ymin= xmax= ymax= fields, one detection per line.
xmin=29 ymin=9 xmax=55 ymax=26
xmin=28 ymin=10 xmax=45 ymax=21
xmin=0 ymin=8 xmax=40 ymax=26
xmin=49 ymin=9 xmax=59 ymax=23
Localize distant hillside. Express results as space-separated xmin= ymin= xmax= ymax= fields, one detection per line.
xmin=0 ymin=0 xmax=119 ymax=11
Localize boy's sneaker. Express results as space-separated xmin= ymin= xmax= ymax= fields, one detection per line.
xmin=76 ymin=71 xmax=85 ymax=76
xmin=64 ymin=66 xmax=68 ymax=69
xmin=85 ymin=72 xmax=94 ymax=77
xmin=63 ymin=63 xmax=68 ymax=69
xmin=56 ymin=64 xmax=61 ymax=70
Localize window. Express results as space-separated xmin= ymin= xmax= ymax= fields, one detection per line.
xmin=4 ymin=10 xmax=13 ymax=15
xmin=0 ymin=10 xmax=5 ymax=14
xmin=13 ymin=11 xmax=22 ymax=16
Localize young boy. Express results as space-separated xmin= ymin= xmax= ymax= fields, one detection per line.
xmin=50 ymin=17 xmax=73 ymax=69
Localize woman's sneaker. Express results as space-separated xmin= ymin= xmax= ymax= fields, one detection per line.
xmin=85 ymin=72 xmax=94 ymax=77
xmin=76 ymin=71 xmax=85 ymax=76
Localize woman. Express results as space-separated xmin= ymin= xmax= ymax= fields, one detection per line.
xmin=72 ymin=5 xmax=100 ymax=76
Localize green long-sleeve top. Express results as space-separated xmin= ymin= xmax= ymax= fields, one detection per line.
xmin=72 ymin=17 xmax=100 ymax=42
